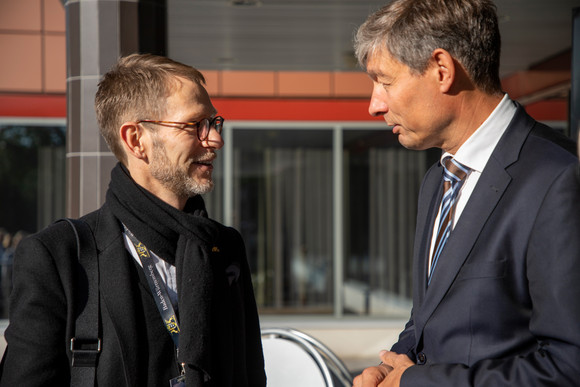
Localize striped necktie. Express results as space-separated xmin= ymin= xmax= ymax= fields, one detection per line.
xmin=428 ymin=157 xmax=470 ymax=285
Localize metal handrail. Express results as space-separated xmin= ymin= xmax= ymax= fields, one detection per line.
xmin=261 ymin=327 xmax=352 ymax=387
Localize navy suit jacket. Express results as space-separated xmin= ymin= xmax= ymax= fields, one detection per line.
xmin=392 ymin=106 xmax=580 ymax=386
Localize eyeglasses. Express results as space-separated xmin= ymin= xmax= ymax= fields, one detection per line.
xmin=137 ymin=116 xmax=224 ymax=141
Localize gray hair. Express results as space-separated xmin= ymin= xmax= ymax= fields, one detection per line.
xmin=354 ymin=0 xmax=502 ymax=94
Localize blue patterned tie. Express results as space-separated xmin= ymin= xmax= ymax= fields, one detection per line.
xmin=428 ymin=157 xmax=470 ymax=285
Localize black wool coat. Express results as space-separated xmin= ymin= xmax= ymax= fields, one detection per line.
xmin=0 ymin=202 xmax=266 ymax=387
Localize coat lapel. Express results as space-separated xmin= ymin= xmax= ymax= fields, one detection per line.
xmin=93 ymin=205 xmax=140 ymax=386
xmin=412 ymin=165 xmax=444 ymax=307
xmin=412 ymin=105 xmax=532 ymax=345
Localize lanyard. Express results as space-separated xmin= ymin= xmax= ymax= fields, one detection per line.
xmin=123 ymin=225 xmax=180 ymax=348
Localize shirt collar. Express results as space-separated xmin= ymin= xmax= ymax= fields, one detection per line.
xmin=441 ymin=94 xmax=517 ymax=173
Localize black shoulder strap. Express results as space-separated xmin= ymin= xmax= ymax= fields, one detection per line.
xmin=61 ymin=218 xmax=101 ymax=387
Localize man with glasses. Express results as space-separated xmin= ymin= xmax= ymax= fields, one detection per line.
xmin=0 ymin=54 xmax=266 ymax=387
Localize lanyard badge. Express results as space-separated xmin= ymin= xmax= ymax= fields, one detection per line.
xmin=123 ymin=225 xmax=185 ymax=385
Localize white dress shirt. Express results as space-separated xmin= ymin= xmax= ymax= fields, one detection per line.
xmin=428 ymin=94 xmax=518 ymax=275
xmin=123 ymin=232 xmax=179 ymax=310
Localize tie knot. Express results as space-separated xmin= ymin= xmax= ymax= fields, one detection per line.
xmin=443 ymin=157 xmax=469 ymax=182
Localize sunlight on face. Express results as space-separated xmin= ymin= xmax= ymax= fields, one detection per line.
xmin=366 ymin=49 xmax=447 ymax=151
xmin=149 ymin=134 xmax=214 ymax=197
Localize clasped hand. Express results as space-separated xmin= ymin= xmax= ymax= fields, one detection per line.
xmin=352 ymin=350 xmax=414 ymax=387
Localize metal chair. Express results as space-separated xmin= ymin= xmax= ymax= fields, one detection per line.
xmin=261 ymin=327 xmax=352 ymax=387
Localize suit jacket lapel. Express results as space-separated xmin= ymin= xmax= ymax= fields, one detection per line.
xmin=412 ymin=165 xmax=444 ymax=307
xmin=412 ymin=105 xmax=531 ymax=345
xmin=414 ymin=158 xmax=511 ymax=334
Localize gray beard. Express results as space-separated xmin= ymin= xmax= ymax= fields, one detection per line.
xmin=150 ymin=138 xmax=214 ymax=198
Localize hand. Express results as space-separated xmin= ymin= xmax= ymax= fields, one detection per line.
xmin=352 ymin=361 xmax=392 ymax=387
xmin=378 ymin=350 xmax=414 ymax=386
xmin=352 ymin=351 xmax=414 ymax=387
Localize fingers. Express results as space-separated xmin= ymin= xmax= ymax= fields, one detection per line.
xmin=351 ymin=351 xmax=412 ymax=387
xmin=379 ymin=351 xmax=414 ymax=369
xmin=352 ymin=364 xmax=391 ymax=387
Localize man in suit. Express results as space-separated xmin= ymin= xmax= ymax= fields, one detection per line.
xmin=0 ymin=54 xmax=266 ymax=386
xmin=352 ymin=0 xmax=580 ymax=386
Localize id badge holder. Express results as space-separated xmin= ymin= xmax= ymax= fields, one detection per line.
xmin=169 ymin=375 xmax=185 ymax=387
xmin=170 ymin=362 xmax=186 ymax=387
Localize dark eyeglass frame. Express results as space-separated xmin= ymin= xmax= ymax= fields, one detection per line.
xmin=137 ymin=116 xmax=224 ymax=141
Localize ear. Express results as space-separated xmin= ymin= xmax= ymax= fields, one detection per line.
xmin=119 ymin=122 xmax=148 ymax=161
xmin=431 ymin=49 xmax=455 ymax=93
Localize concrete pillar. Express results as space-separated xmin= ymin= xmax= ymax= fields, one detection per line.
xmin=63 ymin=0 xmax=166 ymax=217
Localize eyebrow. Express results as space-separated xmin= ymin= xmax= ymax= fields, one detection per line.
xmin=186 ymin=110 xmax=217 ymax=123
xmin=367 ymin=70 xmax=394 ymax=83
xmin=367 ymin=72 xmax=379 ymax=82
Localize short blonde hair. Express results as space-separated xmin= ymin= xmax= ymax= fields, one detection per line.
xmin=95 ymin=53 xmax=206 ymax=163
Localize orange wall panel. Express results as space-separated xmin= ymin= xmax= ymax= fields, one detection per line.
xmin=0 ymin=34 xmax=42 ymax=92
xmin=278 ymin=72 xmax=332 ymax=97
xmin=44 ymin=34 xmax=66 ymax=92
xmin=333 ymin=72 xmax=372 ymax=97
xmin=43 ymin=0 xmax=65 ymax=33
xmin=202 ymin=70 xmax=219 ymax=96
xmin=0 ymin=0 xmax=42 ymax=31
xmin=221 ymin=71 xmax=276 ymax=97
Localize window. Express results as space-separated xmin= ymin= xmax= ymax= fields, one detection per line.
xmin=342 ymin=129 xmax=430 ymax=317
xmin=211 ymin=123 xmax=434 ymax=316
xmin=0 ymin=119 xmax=66 ymax=318
xmin=231 ymin=128 xmax=334 ymax=313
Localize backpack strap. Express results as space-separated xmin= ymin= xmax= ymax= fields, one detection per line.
xmin=60 ymin=218 xmax=101 ymax=386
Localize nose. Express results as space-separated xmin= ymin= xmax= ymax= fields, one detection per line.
xmin=368 ymin=82 xmax=388 ymax=117
xmin=201 ymin=126 xmax=224 ymax=149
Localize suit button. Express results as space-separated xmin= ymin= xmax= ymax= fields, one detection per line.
xmin=417 ymin=352 xmax=427 ymax=365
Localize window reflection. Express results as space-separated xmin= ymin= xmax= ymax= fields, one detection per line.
xmin=343 ymin=130 xmax=433 ymax=317
xmin=232 ymin=129 xmax=334 ymax=313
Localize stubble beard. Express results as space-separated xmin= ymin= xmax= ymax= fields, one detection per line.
xmin=149 ymin=137 xmax=214 ymax=198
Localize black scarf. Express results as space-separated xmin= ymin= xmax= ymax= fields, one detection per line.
xmin=106 ymin=163 xmax=220 ymax=384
